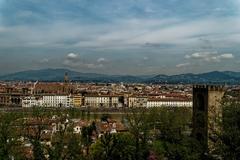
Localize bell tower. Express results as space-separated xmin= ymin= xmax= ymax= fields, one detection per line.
xmin=192 ymin=85 xmax=225 ymax=153
xmin=64 ymin=72 xmax=69 ymax=83
xmin=63 ymin=72 xmax=70 ymax=94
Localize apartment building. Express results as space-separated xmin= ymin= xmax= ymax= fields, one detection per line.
xmin=128 ymin=96 xmax=148 ymax=108
xmin=22 ymin=96 xmax=43 ymax=108
xmin=84 ymin=95 xmax=124 ymax=108
xmin=84 ymin=96 xmax=110 ymax=108
xmin=72 ymin=95 xmax=83 ymax=107
xmin=147 ymin=98 xmax=192 ymax=108
xmin=42 ymin=95 xmax=71 ymax=107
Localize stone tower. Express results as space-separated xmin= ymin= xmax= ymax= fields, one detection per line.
xmin=192 ymin=85 xmax=225 ymax=153
xmin=64 ymin=72 xmax=69 ymax=83
xmin=63 ymin=72 xmax=70 ymax=94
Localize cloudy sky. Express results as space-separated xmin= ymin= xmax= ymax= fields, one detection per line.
xmin=0 ymin=0 xmax=240 ymax=75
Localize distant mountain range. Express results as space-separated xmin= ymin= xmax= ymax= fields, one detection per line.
xmin=0 ymin=68 xmax=240 ymax=84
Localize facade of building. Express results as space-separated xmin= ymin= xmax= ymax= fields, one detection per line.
xmin=0 ymin=94 xmax=11 ymax=106
xmin=0 ymin=94 xmax=25 ymax=107
xmin=22 ymin=96 xmax=43 ymax=108
xmin=128 ymin=96 xmax=148 ymax=108
xmin=72 ymin=95 xmax=83 ymax=107
xmin=84 ymin=96 xmax=110 ymax=108
xmin=84 ymin=95 xmax=124 ymax=108
xmin=18 ymin=94 xmax=194 ymax=108
xmin=42 ymin=95 xmax=71 ymax=107
xmin=111 ymin=96 xmax=123 ymax=108
xmin=147 ymin=98 xmax=192 ymax=108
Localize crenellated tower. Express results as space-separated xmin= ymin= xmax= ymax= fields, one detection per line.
xmin=192 ymin=85 xmax=225 ymax=153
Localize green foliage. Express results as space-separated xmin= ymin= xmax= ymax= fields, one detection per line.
xmin=32 ymin=140 xmax=46 ymax=160
xmin=1 ymin=105 xmax=240 ymax=160
xmin=155 ymin=107 xmax=191 ymax=143
xmin=216 ymin=101 xmax=240 ymax=159
xmin=149 ymin=107 xmax=203 ymax=160
xmin=151 ymin=141 xmax=165 ymax=159
xmin=90 ymin=133 xmax=135 ymax=160
xmin=122 ymin=108 xmax=155 ymax=159
xmin=65 ymin=134 xmax=83 ymax=160
xmin=151 ymin=138 xmax=203 ymax=160
xmin=47 ymin=123 xmax=67 ymax=160
xmin=47 ymin=132 xmax=83 ymax=160
xmin=81 ymin=122 xmax=96 ymax=156
xmin=0 ymin=112 xmax=22 ymax=160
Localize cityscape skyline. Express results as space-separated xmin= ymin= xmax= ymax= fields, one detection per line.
xmin=0 ymin=0 xmax=240 ymax=75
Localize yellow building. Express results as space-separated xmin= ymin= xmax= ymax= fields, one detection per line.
xmin=73 ymin=95 xmax=82 ymax=107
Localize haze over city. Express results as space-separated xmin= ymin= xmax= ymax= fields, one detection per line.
xmin=0 ymin=0 xmax=240 ymax=75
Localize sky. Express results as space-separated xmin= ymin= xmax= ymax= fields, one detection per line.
xmin=0 ymin=0 xmax=240 ymax=75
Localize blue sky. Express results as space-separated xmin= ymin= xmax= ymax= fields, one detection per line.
xmin=0 ymin=0 xmax=240 ymax=75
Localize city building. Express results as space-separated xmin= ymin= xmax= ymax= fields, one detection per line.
xmin=72 ymin=95 xmax=83 ymax=107
xmin=22 ymin=96 xmax=43 ymax=108
xmin=84 ymin=95 xmax=110 ymax=108
xmin=84 ymin=95 xmax=124 ymax=108
xmin=128 ymin=96 xmax=148 ymax=108
xmin=42 ymin=95 xmax=71 ymax=107
xmin=147 ymin=98 xmax=192 ymax=107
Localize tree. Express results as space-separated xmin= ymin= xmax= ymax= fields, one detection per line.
xmin=90 ymin=133 xmax=135 ymax=160
xmin=46 ymin=116 xmax=69 ymax=160
xmin=81 ymin=122 xmax=96 ymax=156
xmin=21 ymin=107 xmax=48 ymax=160
xmin=215 ymin=99 xmax=240 ymax=159
xmin=65 ymin=134 xmax=83 ymax=160
xmin=150 ymin=107 xmax=203 ymax=160
xmin=125 ymin=108 xmax=156 ymax=160
xmin=46 ymin=116 xmax=84 ymax=160
xmin=0 ymin=112 xmax=22 ymax=160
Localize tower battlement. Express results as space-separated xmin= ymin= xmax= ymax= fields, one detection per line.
xmin=193 ymin=85 xmax=225 ymax=91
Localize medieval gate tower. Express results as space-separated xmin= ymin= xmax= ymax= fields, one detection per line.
xmin=192 ymin=85 xmax=225 ymax=152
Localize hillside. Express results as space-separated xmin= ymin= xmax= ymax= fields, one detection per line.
xmin=0 ymin=69 xmax=240 ymax=84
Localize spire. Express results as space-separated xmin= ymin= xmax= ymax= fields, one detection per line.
xmin=64 ymin=72 xmax=69 ymax=83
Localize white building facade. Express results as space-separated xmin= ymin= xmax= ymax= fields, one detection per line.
xmin=22 ymin=96 xmax=43 ymax=108
xmin=84 ymin=95 xmax=124 ymax=108
xmin=84 ymin=96 xmax=110 ymax=108
xmin=147 ymin=98 xmax=192 ymax=108
xmin=42 ymin=95 xmax=71 ymax=107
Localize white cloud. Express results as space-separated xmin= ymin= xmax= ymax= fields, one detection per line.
xmin=218 ymin=53 xmax=234 ymax=59
xmin=185 ymin=52 xmax=234 ymax=62
xmin=97 ymin=57 xmax=107 ymax=63
xmin=1 ymin=16 xmax=240 ymax=50
xmin=39 ymin=58 xmax=49 ymax=63
xmin=86 ymin=63 xmax=104 ymax=69
xmin=176 ymin=63 xmax=190 ymax=68
xmin=0 ymin=9 xmax=240 ymax=75
xmin=63 ymin=53 xmax=81 ymax=67
xmin=63 ymin=54 xmax=105 ymax=69
xmin=67 ymin=53 xmax=78 ymax=59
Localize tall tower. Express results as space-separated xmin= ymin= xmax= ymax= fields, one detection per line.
xmin=64 ymin=72 xmax=69 ymax=83
xmin=63 ymin=72 xmax=70 ymax=94
xmin=192 ymin=85 xmax=225 ymax=153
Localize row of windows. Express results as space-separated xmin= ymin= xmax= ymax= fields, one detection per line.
xmin=147 ymin=102 xmax=192 ymax=107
